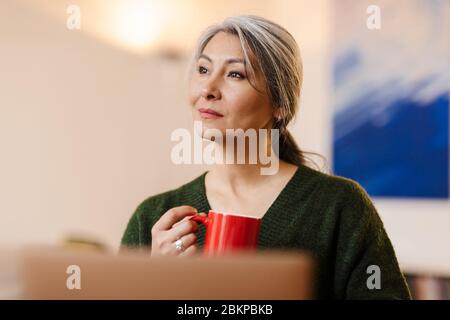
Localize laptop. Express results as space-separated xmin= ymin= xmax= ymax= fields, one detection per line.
xmin=19 ymin=245 xmax=314 ymax=299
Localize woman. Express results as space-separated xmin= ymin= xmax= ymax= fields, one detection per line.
xmin=121 ymin=15 xmax=411 ymax=299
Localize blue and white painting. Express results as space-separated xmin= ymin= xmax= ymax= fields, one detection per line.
xmin=332 ymin=0 xmax=449 ymax=198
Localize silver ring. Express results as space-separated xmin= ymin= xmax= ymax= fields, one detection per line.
xmin=175 ymin=239 xmax=184 ymax=251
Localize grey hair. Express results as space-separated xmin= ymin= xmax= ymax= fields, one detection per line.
xmin=188 ymin=15 xmax=317 ymax=167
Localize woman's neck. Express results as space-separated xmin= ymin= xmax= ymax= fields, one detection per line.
xmin=206 ymin=160 xmax=297 ymax=197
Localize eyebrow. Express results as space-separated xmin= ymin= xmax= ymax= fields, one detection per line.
xmin=198 ymin=54 xmax=245 ymax=65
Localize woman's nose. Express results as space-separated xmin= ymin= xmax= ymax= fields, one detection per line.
xmin=201 ymin=82 xmax=221 ymax=101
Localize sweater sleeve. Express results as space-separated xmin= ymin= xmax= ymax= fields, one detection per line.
xmin=334 ymin=180 xmax=412 ymax=299
xmin=120 ymin=206 xmax=142 ymax=248
xmin=120 ymin=197 xmax=168 ymax=251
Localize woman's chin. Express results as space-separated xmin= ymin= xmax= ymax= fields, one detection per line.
xmin=192 ymin=120 xmax=221 ymax=140
xmin=202 ymin=127 xmax=225 ymax=141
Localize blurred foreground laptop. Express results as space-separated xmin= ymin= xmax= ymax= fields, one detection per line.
xmin=19 ymin=246 xmax=314 ymax=299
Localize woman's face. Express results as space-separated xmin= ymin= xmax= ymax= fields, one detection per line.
xmin=189 ymin=31 xmax=274 ymax=138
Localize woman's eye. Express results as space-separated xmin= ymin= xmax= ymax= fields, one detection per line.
xmin=198 ymin=66 xmax=208 ymax=74
xmin=228 ymin=71 xmax=245 ymax=79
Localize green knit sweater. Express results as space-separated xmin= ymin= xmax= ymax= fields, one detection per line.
xmin=121 ymin=164 xmax=411 ymax=299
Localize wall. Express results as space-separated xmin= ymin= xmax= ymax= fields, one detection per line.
xmin=0 ymin=0 xmax=449 ymax=275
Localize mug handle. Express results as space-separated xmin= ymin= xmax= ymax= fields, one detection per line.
xmin=190 ymin=214 xmax=209 ymax=226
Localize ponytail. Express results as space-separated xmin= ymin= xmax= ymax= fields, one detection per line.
xmin=277 ymin=128 xmax=305 ymax=166
xmin=274 ymin=127 xmax=325 ymax=171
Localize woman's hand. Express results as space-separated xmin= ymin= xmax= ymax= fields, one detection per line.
xmin=150 ymin=205 xmax=206 ymax=257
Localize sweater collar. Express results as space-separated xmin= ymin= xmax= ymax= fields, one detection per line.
xmin=184 ymin=164 xmax=318 ymax=248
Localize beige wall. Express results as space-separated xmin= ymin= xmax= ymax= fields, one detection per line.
xmin=1 ymin=0 xmax=449 ymax=275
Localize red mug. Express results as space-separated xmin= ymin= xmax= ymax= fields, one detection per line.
xmin=190 ymin=210 xmax=261 ymax=256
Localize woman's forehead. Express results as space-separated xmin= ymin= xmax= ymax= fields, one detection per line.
xmin=201 ymin=32 xmax=245 ymax=61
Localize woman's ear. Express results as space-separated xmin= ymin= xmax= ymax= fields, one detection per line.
xmin=273 ymin=108 xmax=282 ymax=121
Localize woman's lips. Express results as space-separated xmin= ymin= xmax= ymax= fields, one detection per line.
xmin=198 ymin=108 xmax=224 ymax=119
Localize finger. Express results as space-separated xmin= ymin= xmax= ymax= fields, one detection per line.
xmin=173 ymin=211 xmax=207 ymax=228
xmin=167 ymin=220 xmax=198 ymax=243
xmin=172 ymin=214 xmax=199 ymax=228
xmin=154 ymin=206 xmax=198 ymax=231
xmin=178 ymin=244 xmax=198 ymax=257
xmin=169 ymin=233 xmax=197 ymax=255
